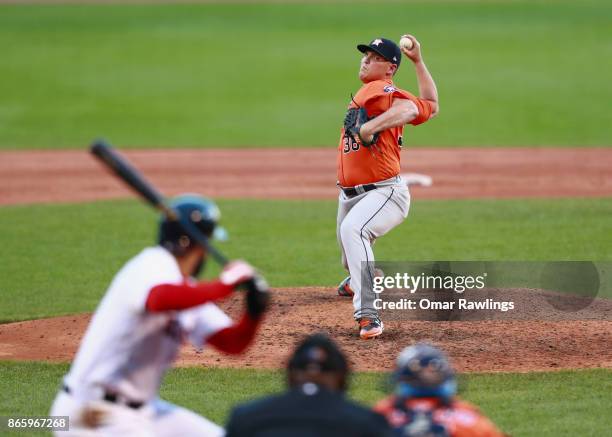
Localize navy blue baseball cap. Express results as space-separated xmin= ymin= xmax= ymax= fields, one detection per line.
xmin=358 ymin=37 xmax=402 ymax=67
xmin=288 ymin=334 xmax=348 ymax=373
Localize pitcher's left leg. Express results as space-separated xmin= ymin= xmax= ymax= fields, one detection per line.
xmin=339 ymin=185 xmax=410 ymax=336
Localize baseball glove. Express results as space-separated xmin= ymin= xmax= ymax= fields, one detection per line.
xmin=343 ymin=107 xmax=378 ymax=147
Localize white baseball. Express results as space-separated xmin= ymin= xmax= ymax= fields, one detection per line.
xmin=399 ymin=37 xmax=414 ymax=50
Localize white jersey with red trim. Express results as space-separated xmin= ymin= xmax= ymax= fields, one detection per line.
xmin=63 ymin=246 xmax=231 ymax=402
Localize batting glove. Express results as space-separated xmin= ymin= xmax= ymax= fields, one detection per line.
xmin=220 ymin=260 xmax=256 ymax=288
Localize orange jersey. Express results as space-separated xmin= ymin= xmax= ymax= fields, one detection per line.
xmin=337 ymin=79 xmax=433 ymax=187
xmin=374 ymin=396 xmax=507 ymax=437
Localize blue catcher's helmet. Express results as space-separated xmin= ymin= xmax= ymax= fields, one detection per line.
xmin=158 ymin=194 xmax=227 ymax=255
xmin=393 ymin=343 xmax=457 ymax=402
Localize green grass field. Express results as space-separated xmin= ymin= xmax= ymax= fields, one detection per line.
xmin=0 ymin=362 xmax=610 ymax=437
xmin=1 ymin=0 xmax=611 ymax=148
xmin=1 ymin=197 xmax=611 ymax=322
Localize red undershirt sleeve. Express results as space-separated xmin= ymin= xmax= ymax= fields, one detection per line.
xmin=206 ymin=313 xmax=262 ymax=355
xmin=145 ymin=281 xmax=233 ymax=312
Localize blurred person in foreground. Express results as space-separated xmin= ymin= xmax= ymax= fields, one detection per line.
xmin=225 ymin=333 xmax=392 ymax=437
xmin=374 ymin=343 xmax=507 ymax=437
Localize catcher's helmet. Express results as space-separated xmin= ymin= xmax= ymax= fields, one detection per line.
xmin=158 ymin=194 xmax=227 ymax=255
xmin=393 ymin=343 xmax=456 ymax=402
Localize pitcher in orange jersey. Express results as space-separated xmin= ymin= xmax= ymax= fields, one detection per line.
xmin=336 ymin=36 xmax=439 ymax=339
xmin=374 ymin=344 xmax=507 ymax=437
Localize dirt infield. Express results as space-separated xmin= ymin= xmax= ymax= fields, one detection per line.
xmin=1 ymin=147 xmax=611 ymax=205
xmin=2 ymin=146 xmax=611 ymax=373
xmin=1 ymin=287 xmax=610 ymax=373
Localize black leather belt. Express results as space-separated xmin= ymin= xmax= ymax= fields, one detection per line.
xmin=103 ymin=392 xmax=144 ymax=410
xmin=341 ymin=184 xmax=377 ymax=198
xmin=62 ymin=384 xmax=144 ymax=409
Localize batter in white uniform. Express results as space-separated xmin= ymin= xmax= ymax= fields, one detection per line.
xmin=50 ymin=194 xmax=269 ymax=436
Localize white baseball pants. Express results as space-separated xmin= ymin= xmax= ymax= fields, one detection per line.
xmin=337 ymin=177 xmax=410 ymax=320
xmin=50 ymin=390 xmax=224 ymax=437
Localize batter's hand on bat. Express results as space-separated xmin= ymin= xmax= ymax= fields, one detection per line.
xmin=220 ymin=260 xmax=257 ymax=288
xmin=246 ymin=275 xmax=270 ymax=319
xmin=400 ymin=34 xmax=422 ymax=63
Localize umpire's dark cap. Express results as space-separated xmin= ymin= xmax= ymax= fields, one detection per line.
xmin=288 ymin=334 xmax=348 ymax=373
xmin=357 ymin=37 xmax=402 ymax=67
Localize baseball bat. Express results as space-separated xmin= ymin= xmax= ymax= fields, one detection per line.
xmin=90 ymin=139 xmax=229 ymax=267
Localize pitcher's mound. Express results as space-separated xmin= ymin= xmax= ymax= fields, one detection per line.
xmin=0 ymin=287 xmax=610 ymax=373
